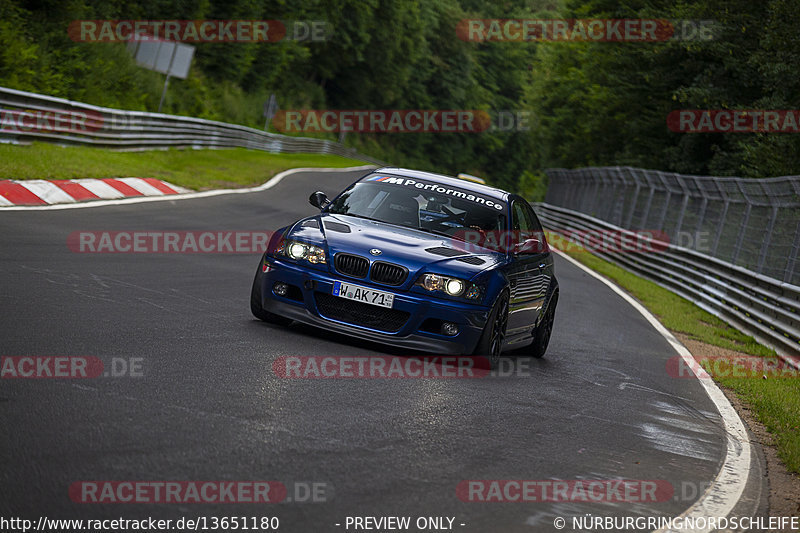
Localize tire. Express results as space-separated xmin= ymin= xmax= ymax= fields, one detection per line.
xmin=250 ymin=260 xmax=293 ymax=326
xmin=472 ymin=290 xmax=510 ymax=369
xmin=529 ymin=290 xmax=558 ymax=359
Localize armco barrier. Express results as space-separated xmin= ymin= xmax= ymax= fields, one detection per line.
xmin=0 ymin=86 xmax=384 ymax=164
xmin=544 ymin=167 xmax=800 ymax=285
xmin=535 ymin=202 xmax=800 ymax=364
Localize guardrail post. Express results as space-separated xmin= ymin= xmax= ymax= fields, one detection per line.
xmin=710 ymin=179 xmax=730 ymax=257
xmin=757 ymin=205 xmax=779 ymax=274
xmin=730 ymin=181 xmax=752 ymax=265
xmin=610 ymin=166 xmax=625 ymax=226
xmin=674 ymin=174 xmax=690 ymax=239
xmin=654 ymin=171 xmax=671 ymax=232
xmin=786 ymin=220 xmax=800 ymax=284
xmin=693 ymin=176 xmax=709 ymax=247
xmin=640 ymin=172 xmax=656 ymax=229
xmin=623 ymin=167 xmax=641 ymax=229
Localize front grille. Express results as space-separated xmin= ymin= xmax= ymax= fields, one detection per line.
xmin=369 ymin=261 xmax=408 ymax=286
xmin=335 ymin=253 xmax=369 ymax=278
xmin=315 ymin=292 xmax=409 ymax=333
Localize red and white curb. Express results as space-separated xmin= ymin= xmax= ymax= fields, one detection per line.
xmin=0 ymin=166 xmax=377 ymax=211
xmin=0 ymin=178 xmax=190 ymax=207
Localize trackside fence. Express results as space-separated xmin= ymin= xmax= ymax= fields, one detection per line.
xmin=539 ymin=167 xmax=800 ymax=362
xmin=0 ymin=86 xmax=384 ymax=164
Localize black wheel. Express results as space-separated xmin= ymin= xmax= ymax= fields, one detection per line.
xmin=530 ymin=290 xmax=558 ymax=359
xmin=473 ymin=290 xmax=509 ymax=368
xmin=250 ymin=259 xmax=293 ymax=326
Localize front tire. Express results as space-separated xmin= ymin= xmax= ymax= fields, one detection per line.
xmin=472 ymin=290 xmax=509 ymax=368
xmin=250 ymin=259 xmax=293 ymax=326
xmin=530 ymin=290 xmax=558 ymax=359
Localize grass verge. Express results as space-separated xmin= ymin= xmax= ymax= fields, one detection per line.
xmin=556 ymin=241 xmax=800 ymax=474
xmin=0 ymin=143 xmax=370 ymax=190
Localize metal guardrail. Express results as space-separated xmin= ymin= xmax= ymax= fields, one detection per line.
xmin=0 ymin=86 xmax=384 ymax=164
xmin=535 ymin=202 xmax=800 ymax=363
xmin=545 ymin=167 xmax=800 ymax=286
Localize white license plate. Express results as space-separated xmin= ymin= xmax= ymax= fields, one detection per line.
xmin=332 ymin=281 xmax=394 ymax=309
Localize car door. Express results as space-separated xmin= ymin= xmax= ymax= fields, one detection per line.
xmin=505 ymin=198 xmax=551 ymax=342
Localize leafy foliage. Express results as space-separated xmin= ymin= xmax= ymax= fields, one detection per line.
xmin=1 ymin=0 xmax=796 ymax=190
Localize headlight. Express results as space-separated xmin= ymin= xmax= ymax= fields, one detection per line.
xmin=288 ymin=242 xmax=307 ymax=259
xmin=417 ymin=273 xmax=481 ymax=300
xmin=423 ymin=274 xmax=444 ymax=291
xmin=278 ymin=240 xmax=326 ymax=264
xmin=445 ymin=279 xmax=464 ymax=296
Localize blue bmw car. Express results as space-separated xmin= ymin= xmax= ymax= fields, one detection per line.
xmin=251 ymin=167 xmax=558 ymax=365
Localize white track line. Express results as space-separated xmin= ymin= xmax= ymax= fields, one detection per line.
xmin=555 ymin=250 xmax=751 ymax=533
xmin=0 ymin=165 xmax=377 ymax=211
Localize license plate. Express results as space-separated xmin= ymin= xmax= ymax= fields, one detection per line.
xmin=332 ymin=281 xmax=394 ymax=309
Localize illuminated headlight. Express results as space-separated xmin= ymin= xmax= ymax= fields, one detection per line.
xmin=417 ymin=274 xmax=481 ymax=300
xmin=280 ymin=240 xmax=326 ymax=264
xmin=288 ymin=242 xmax=307 ymax=259
xmin=445 ymin=279 xmax=464 ymax=296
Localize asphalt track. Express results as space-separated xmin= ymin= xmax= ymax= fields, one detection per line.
xmin=0 ymin=169 xmax=767 ymax=532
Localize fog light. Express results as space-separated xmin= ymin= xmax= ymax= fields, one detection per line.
xmin=273 ymin=282 xmax=289 ymax=296
xmin=441 ymin=322 xmax=459 ymax=336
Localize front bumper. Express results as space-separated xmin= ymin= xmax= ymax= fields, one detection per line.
xmin=259 ymin=258 xmax=489 ymax=355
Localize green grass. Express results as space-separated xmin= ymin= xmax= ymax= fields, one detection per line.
xmin=0 ymin=143 xmax=369 ymax=190
xmin=558 ymin=240 xmax=800 ymax=474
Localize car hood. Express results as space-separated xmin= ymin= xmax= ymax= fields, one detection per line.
xmin=287 ymin=213 xmax=504 ymax=282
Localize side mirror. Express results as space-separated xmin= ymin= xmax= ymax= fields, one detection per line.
xmin=309 ymin=191 xmax=329 ymax=209
xmin=513 ymin=238 xmax=545 ymax=255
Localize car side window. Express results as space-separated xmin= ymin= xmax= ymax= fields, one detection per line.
xmin=523 ymin=202 xmax=544 ymax=234
xmin=511 ymin=199 xmax=548 ymax=254
xmin=511 ymin=201 xmax=533 ymax=244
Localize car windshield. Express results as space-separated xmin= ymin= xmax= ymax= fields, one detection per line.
xmin=326 ymin=178 xmax=507 ymax=241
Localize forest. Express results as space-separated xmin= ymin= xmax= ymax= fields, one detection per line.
xmin=1 ymin=0 xmax=798 ymax=194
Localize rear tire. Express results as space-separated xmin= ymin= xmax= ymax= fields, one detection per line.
xmin=472 ymin=290 xmax=510 ymax=369
xmin=250 ymin=260 xmax=293 ymax=326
